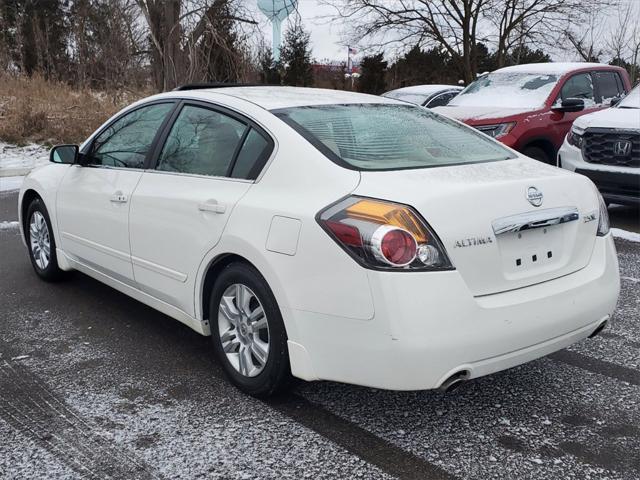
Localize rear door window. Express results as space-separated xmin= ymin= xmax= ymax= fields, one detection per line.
xmin=426 ymin=91 xmax=458 ymax=108
xmin=558 ymin=73 xmax=595 ymax=107
xmin=594 ymin=71 xmax=625 ymax=103
xmin=157 ymin=105 xmax=246 ymax=177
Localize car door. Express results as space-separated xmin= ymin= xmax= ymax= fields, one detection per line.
xmin=549 ymin=72 xmax=600 ymax=149
xmin=129 ymin=101 xmax=274 ymax=316
xmin=56 ymin=101 xmax=175 ymax=283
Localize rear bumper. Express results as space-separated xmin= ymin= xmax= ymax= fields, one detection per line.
xmin=559 ymin=139 xmax=640 ymax=206
xmin=288 ymin=236 xmax=619 ymax=390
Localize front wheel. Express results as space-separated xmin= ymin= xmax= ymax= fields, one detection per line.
xmin=25 ymin=197 xmax=65 ymax=281
xmin=210 ymin=262 xmax=292 ymax=397
xmin=522 ymin=146 xmax=551 ymax=164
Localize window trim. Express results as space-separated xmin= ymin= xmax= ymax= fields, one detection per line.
xmin=149 ymin=99 xmax=275 ymax=181
xmin=80 ymin=100 xmax=179 ymax=170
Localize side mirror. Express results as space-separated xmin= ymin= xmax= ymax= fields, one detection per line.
xmin=610 ymin=96 xmax=622 ymax=107
xmin=552 ymin=98 xmax=585 ymax=113
xmin=50 ymin=145 xmax=79 ymax=164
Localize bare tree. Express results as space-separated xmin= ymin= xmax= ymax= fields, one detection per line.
xmin=135 ymin=0 xmax=258 ymax=91
xmin=562 ymin=7 xmax=608 ymax=62
xmin=322 ymin=0 xmax=490 ymax=83
xmin=606 ymin=1 xmax=640 ymax=83
xmin=487 ymin=0 xmax=616 ymax=68
xmin=323 ymin=0 xmax=618 ymax=82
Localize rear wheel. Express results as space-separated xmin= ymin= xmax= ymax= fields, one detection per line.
xmin=210 ymin=262 xmax=292 ymax=397
xmin=25 ymin=198 xmax=65 ymax=281
xmin=523 ymin=146 xmax=551 ymax=164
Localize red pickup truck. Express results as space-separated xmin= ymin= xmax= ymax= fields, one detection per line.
xmin=434 ymin=63 xmax=632 ymax=164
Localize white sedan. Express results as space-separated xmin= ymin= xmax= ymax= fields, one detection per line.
xmin=18 ymin=86 xmax=619 ymax=397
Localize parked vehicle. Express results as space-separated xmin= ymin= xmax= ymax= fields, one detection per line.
xmin=434 ymin=63 xmax=631 ymax=164
xmin=19 ymin=86 xmax=619 ymax=397
xmin=382 ymin=84 xmax=463 ymax=107
xmin=559 ymin=85 xmax=640 ymax=206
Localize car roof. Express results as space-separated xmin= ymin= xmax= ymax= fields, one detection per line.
xmin=157 ymin=86 xmax=402 ymax=110
xmin=494 ymin=62 xmax=616 ymax=75
xmin=384 ymin=84 xmax=463 ymax=95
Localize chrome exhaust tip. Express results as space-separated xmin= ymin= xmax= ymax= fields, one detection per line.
xmin=438 ymin=370 xmax=470 ymax=393
xmin=589 ymin=320 xmax=608 ymax=339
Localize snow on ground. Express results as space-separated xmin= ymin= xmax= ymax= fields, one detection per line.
xmin=0 ymin=176 xmax=25 ymax=192
xmin=0 ymin=142 xmax=49 ymax=192
xmin=612 ymin=228 xmax=640 ymax=243
xmin=0 ymin=221 xmax=19 ymax=230
xmin=0 ymin=142 xmax=49 ymax=177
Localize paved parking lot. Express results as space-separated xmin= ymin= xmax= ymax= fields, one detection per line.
xmin=1 ymin=190 xmax=638 ymax=480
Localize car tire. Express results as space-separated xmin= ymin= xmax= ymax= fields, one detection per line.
xmin=25 ymin=197 xmax=65 ymax=282
xmin=210 ymin=262 xmax=293 ymax=398
xmin=523 ymin=146 xmax=551 ymax=164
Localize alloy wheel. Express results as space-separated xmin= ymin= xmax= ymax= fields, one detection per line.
xmin=29 ymin=211 xmax=50 ymax=270
xmin=218 ymin=283 xmax=270 ymax=377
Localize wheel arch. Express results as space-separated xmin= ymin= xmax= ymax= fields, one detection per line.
xmin=20 ymin=189 xmax=43 ymax=243
xmin=520 ymin=137 xmax=556 ymax=164
xmin=196 ymin=245 xmax=299 ymax=342
xmin=201 ymin=253 xmax=256 ymax=325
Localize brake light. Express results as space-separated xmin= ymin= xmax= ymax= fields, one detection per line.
xmin=318 ymin=196 xmax=453 ymax=271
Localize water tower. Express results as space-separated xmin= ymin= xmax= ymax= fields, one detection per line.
xmin=257 ymin=0 xmax=298 ymax=62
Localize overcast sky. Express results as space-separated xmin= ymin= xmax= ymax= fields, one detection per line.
xmin=250 ymin=0 xmax=638 ymax=64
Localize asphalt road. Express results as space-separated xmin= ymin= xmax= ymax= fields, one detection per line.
xmin=1 ymin=190 xmax=639 ymax=480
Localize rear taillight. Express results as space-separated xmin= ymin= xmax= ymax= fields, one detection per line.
xmin=318 ymin=196 xmax=453 ymax=271
xmin=596 ymin=191 xmax=610 ymax=236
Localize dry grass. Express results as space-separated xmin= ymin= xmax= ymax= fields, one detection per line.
xmin=0 ymin=74 xmax=150 ymax=146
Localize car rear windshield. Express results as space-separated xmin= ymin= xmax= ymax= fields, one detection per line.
xmin=449 ymin=72 xmax=559 ymax=109
xmin=273 ymin=103 xmax=515 ymax=171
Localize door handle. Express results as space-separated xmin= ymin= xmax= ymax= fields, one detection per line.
xmin=110 ymin=191 xmax=128 ymax=204
xmin=198 ymin=199 xmax=226 ymax=214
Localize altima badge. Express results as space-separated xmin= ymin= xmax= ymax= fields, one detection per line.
xmin=526 ymin=186 xmax=543 ymax=207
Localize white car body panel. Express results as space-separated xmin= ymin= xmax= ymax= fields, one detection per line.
xmin=354 ymin=158 xmax=599 ymax=296
xmin=57 ymin=166 xmax=143 ymax=283
xmin=18 ymin=86 xmax=620 ymax=390
xmin=129 ymin=171 xmax=252 ymax=314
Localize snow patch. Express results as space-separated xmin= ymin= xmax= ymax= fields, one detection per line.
xmin=612 ymin=228 xmax=640 ymax=243
xmin=0 ymin=142 xmax=49 ymax=177
xmin=10 ymin=355 xmax=30 ymax=361
xmin=0 ymin=176 xmax=24 ymax=192
xmin=0 ymin=221 xmax=19 ymax=230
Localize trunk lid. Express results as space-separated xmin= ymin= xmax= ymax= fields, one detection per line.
xmin=354 ymin=158 xmax=600 ymax=296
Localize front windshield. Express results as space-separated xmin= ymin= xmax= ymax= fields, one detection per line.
xmin=450 ymin=72 xmax=559 ymax=109
xmin=618 ymin=86 xmax=640 ymax=109
xmin=273 ymin=103 xmax=515 ymax=171
xmin=382 ymin=91 xmax=430 ymax=106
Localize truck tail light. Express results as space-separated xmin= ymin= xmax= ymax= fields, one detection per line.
xmin=318 ymin=196 xmax=453 ymax=271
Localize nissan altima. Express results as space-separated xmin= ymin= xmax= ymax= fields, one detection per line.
xmin=18 ymin=86 xmax=620 ymax=397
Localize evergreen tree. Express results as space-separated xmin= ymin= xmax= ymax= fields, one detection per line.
xmin=258 ymin=46 xmax=281 ymax=84
xmin=508 ymin=46 xmax=551 ymax=65
xmin=359 ymin=53 xmax=387 ymax=94
xmin=387 ymin=46 xmax=456 ymax=88
xmin=280 ymin=17 xmax=313 ymax=87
